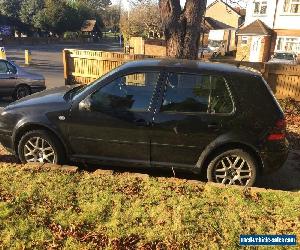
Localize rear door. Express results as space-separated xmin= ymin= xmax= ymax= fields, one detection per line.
xmin=150 ymin=72 xmax=235 ymax=169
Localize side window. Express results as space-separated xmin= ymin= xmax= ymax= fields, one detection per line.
xmin=0 ymin=61 xmax=8 ymax=74
xmin=161 ymin=73 xmax=233 ymax=114
xmin=6 ymin=62 xmax=17 ymax=74
xmin=90 ymin=72 xmax=159 ymax=113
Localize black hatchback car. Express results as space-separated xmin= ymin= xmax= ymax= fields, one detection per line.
xmin=0 ymin=59 xmax=288 ymax=186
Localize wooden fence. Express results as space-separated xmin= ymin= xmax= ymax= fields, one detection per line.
xmin=264 ymin=64 xmax=300 ymax=101
xmin=63 ymin=49 xmax=300 ymax=101
xmin=63 ymin=49 xmax=155 ymax=85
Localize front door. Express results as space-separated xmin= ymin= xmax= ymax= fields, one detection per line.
xmin=68 ymin=71 xmax=161 ymax=166
xmin=0 ymin=60 xmax=17 ymax=95
xmin=250 ymin=36 xmax=262 ymax=62
xmin=150 ymin=72 xmax=234 ymax=169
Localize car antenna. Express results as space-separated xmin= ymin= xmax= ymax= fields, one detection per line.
xmin=236 ymin=55 xmax=246 ymax=68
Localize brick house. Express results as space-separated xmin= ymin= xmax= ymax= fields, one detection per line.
xmin=236 ymin=0 xmax=300 ymax=62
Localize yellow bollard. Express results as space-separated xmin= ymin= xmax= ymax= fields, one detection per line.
xmin=25 ymin=49 xmax=31 ymax=65
xmin=0 ymin=47 xmax=6 ymax=59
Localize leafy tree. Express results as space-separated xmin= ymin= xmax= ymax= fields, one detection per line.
xmin=0 ymin=0 xmax=108 ymax=36
xmin=77 ymin=0 xmax=111 ymax=11
xmin=0 ymin=0 xmax=22 ymax=19
xmin=33 ymin=0 xmax=72 ymax=35
xmin=102 ymin=5 xmax=120 ymax=32
xmin=19 ymin=0 xmax=45 ymax=28
xmin=0 ymin=0 xmax=33 ymax=36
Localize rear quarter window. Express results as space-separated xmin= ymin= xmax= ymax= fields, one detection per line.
xmin=229 ymin=74 xmax=283 ymax=119
xmin=161 ymin=73 xmax=234 ymax=114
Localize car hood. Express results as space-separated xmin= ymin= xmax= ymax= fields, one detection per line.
xmin=268 ymin=58 xmax=295 ymax=64
xmin=4 ymin=85 xmax=77 ymax=111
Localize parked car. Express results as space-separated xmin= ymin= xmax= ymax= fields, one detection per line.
xmin=0 ymin=59 xmax=288 ymax=186
xmin=198 ymin=47 xmax=214 ymax=59
xmin=268 ymin=52 xmax=298 ymax=65
xmin=0 ymin=59 xmax=45 ymax=100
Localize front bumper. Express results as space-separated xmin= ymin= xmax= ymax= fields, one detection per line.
xmin=31 ymin=85 xmax=46 ymax=94
xmin=0 ymin=129 xmax=14 ymax=154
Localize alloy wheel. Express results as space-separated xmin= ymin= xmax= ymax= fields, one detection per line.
xmin=213 ymin=155 xmax=252 ymax=186
xmin=23 ymin=137 xmax=56 ymax=163
xmin=16 ymin=86 xmax=30 ymax=99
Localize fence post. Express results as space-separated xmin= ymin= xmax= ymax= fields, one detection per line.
xmin=25 ymin=50 xmax=31 ymax=65
xmin=63 ymin=49 xmax=70 ymax=85
xmin=263 ymin=63 xmax=269 ymax=81
xmin=0 ymin=47 xmax=6 ymax=59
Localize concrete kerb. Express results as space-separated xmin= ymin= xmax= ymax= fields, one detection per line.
xmin=21 ymin=162 xmax=78 ymax=173
xmin=6 ymin=162 xmax=298 ymax=193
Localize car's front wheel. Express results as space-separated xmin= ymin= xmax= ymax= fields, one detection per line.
xmin=18 ymin=130 xmax=65 ymax=164
xmin=207 ymin=149 xmax=257 ymax=187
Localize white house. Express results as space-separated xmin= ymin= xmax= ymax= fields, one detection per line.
xmin=239 ymin=0 xmax=300 ymax=61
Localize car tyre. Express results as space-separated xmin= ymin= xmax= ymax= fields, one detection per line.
xmin=207 ymin=149 xmax=257 ymax=187
xmin=18 ymin=130 xmax=65 ymax=164
xmin=13 ymin=85 xmax=31 ymax=100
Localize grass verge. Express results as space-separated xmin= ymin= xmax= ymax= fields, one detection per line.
xmin=0 ymin=163 xmax=299 ymax=249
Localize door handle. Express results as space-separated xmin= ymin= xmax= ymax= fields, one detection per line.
xmin=208 ymin=123 xmax=219 ymax=129
xmin=134 ymin=119 xmax=150 ymax=126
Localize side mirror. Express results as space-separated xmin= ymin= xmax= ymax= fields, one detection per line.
xmin=79 ymin=96 xmax=92 ymax=111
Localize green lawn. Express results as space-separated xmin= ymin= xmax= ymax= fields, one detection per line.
xmin=0 ymin=163 xmax=299 ymax=249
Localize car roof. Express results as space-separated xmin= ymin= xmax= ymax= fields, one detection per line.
xmin=274 ymin=51 xmax=296 ymax=55
xmin=119 ymin=59 xmax=261 ymax=76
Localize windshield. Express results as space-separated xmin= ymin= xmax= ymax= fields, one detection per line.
xmin=274 ymin=53 xmax=295 ymax=60
xmin=208 ymin=40 xmax=222 ymax=47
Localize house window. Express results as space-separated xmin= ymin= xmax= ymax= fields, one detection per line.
xmin=241 ymin=36 xmax=248 ymax=44
xmin=254 ymin=1 xmax=268 ymax=15
xmin=276 ymin=38 xmax=283 ymax=50
xmin=276 ymin=36 xmax=300 ymax=53
xmin=283 ymin=0 xmax=300 ymax=13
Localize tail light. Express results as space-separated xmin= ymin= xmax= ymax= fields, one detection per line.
xmin=267 ymin=118 xmax=286 ymax=141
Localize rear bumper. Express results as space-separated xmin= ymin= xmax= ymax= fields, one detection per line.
xmin=260 ymin=147 xmax=289 ymax=175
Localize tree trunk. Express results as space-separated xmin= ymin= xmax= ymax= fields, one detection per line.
xmin=159 ymin=0 xmax=207 ymax=59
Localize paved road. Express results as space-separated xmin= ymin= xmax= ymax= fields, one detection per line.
xmin=0 ymin=39 xmax=122 ymax=108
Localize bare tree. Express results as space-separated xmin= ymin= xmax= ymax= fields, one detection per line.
xmin=159 ymin=0 xmax=207 ymax=59
xmin=120 ymin=0 xmax=162 ymax=42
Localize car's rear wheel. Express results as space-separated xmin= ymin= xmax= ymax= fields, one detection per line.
xmin=14 ymin=85 xmax=31 ymax=100
xmin=207 ymin=149 xmax=257 ymax=187
xmin=18 ymin=130 xmax=65 ymax=164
